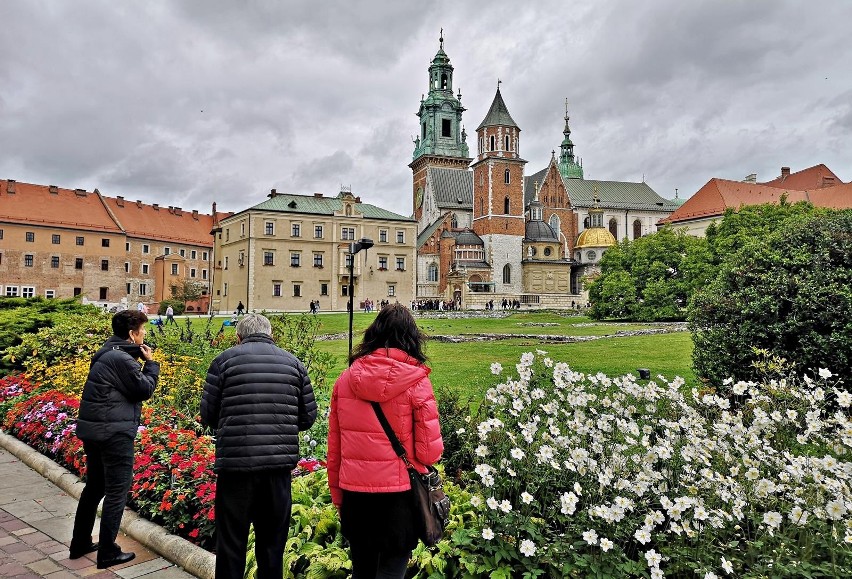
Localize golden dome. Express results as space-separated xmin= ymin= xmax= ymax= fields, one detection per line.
xmin=576 ymin=227 xmax=616 ymax=248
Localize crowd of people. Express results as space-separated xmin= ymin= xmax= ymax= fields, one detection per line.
xmin=70 ymin=304 xmax=443 ymax=579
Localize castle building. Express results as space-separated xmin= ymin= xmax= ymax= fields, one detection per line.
xmin=212 ymin=188 xmax=416 ymax=313
xmin=412 ymin=37 xmax=678 ymax=307
xmin=0 ymin=179 xmax=219 ymax=311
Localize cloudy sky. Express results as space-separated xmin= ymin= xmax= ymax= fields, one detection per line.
xmin=2 ymin=1 xmax=850 ymax=218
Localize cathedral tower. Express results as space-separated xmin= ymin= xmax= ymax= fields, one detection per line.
xmin=410 ymin=32 xmax=471 ymax=221
xmin=558 ymin=100 xmax=584 ymax=180
xmin=471 ymin=83 xmax=527 ymax=293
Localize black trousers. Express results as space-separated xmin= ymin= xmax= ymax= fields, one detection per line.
xmin=215 ymin=469 xmax=292 ymax=579
xmin=71 ymin=434 xmax=135 ymax=557
xmin=350 ymin=546 xmax=410 ymax=579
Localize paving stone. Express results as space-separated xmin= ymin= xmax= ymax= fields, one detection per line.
xmin=27 ymin=557 xmax=63 ymax=574
xmin=3 ymin=540 xmax=33 ymax=554
xmin=0 ymin=560 xmax=31 ymax=576
xmin=12 ymin=548 xmax=45 ymax=565
xmin=0 ymin=519 xmax=29 ymax=532
xmin=0 ymin=535 xmax=19 ymax=546
xmin=114 ymin=557 xmax=172 ymax=578
xmin=36 ymin=540 xmax=68 ymax=555
xmin=43 ymin=570 xmax=78 ymax=579
xmin=12 ymin=527 xmax=38 ymax=536
xmin=59 ymin=555 xmax=96 ymax=570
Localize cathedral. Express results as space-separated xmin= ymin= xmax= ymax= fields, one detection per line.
xmin=411 ymin=36 xmax=679 ymax=308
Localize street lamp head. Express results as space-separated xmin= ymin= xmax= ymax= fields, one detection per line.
xmin=351 ymin=238 xmax=374 ymax=254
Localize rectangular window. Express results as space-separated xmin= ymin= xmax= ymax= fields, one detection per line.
xmin=124 ymin=262 xmax=130 ymax=273
xmin=441 ymin=118 xmax=451 ymax=137
xmin=202 ymin=251 xmax=208 ymax=261
xmin=51 ymin=256 xmax=59 ymax=268
xmin=76 ymin=236 xmax=85 ymax=246
xmin=264 ymin=251 xmax=274 ymax=266
xmin=142 ymin=263 xmax=149 ymax=274
xmin=171 ymin=263 xmax=178 ymax=275
xmin=45 ymin=289 xmax=55 ymax=299
xmin=223 ymin=282 xmax=228 ymax=296
xmin=341 ymin=227 xmax=355 ymax=240
xmin=320 ymin=283 xmax=328 ymax=296
xmin=314 ymin=225 xmax=323 ymax=239
xmin=191 ymin=250 xmax=197 ymax=260
xmin=179 ymin=248 xmax=186 ymax=257
xmin=126 ymin=283 xmax=131 ymax=294
xmin=75 ymin=258 xmax=83 ymax=270
xmin=379 ymin=230 xmax=388 ymax=243
xmin=273 ymin=283 xmax=282 ymax=297
xmin=139 ymin=283 xmax=148 ymax=296
xmin=52 ymin=234 xmax=61 ymax=244
xmin=126 ymin=242 xmax=130 ymax=251
xmin=265 ymin=222 xmax=275 ymax=235
xmin=238 ymin=252 xmax=245 ymax=266
xmin=293 ymin=284 xmax=301 ymax=297
xmin=240 ymin=222 xmax=245 ymax=237
xmin=22 ymin=286 xmax=35 ymax=298
xmin=5 ymin=286 xmax=19 ymax=297
xmin=378 ymin=256 xmax=388 ymax=270
xmin=313 ymin=253 xmax=323 ymax=267
xmin=101 ymin=259 xmax=109 ymax=271
xmin=73 ymin=287 xmax=81 ymax=296
xmin=164 ymin=247 xmax=171 ymax=256
xmin=24 ymin=254 xmax=34 ymax=267
xmin=202 ymin=269 xmax=208 ymax=280
xmin=102 ymin=238 xmax=110 ymax=247
xmin=345 ymin=254 xmax=353 ymax=268
xmin=397 ymin=230 xmax=405 ymax=243
xmin=388 ymin=284 xmax=396 ymax=297
xmin=226 ymin=228 xmax=230 ymax=241
xmin=224 ymin=256 xmax=229 ymax=270
xmin=190 ymin=268 xmax=196 ymax=278
xmin=291 ymin=253 xmax=301 ymax=267
xmin=142 ymin=243 xmax=149 ymax=254
xmin=99 ymin=287 xmax=108 ymax=300
xmin=292 ymin=223 xmax=301 ymax=237
xmin=0 ymin=229 xmax=3 ymax=239
xmin=341 ymin=284 xmax=349 ymax=297
xmin=396 ymin=257 xmax=405 ymax=271
xmin=26 ymin=232 xmax=35 ymax=242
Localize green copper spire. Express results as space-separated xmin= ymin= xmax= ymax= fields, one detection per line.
xmin=413 ymin=31 xmax=470 ymax=161
xmin=558 ymin=99 xmax=584 ymax=180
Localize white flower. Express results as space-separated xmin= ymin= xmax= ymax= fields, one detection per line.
xmin=790 ymin=505 xmax=809 ymax=525
xmin=469 ymin=495 xmax=482 ymax=508
xmin=705 ymin=573 xmax=718 ymax=579
xmin=599 ymin=537 xmax=614 ymax=552
xmin=582 ymin=529 xmax=598 ymax=545
xmin=475 ymin=445 xmax=489 ymax=457
xmin=490 ymin=362 xmax=503 ymax=375
xmin=519 ymin=539 xmax=536 ymax=557
xmin=763 ymin=511 xmax=782 ymax=528
xmin=560 ymin=492 xmax=578 ymax=515
xmin=510 ymin=447 xmax=525 ymax=460
xmin=651 ymin=569 xmax=664 ymax=579
xmin=837 ymin=390 xmax=852 ymax=408
xmin=819 ymin=368 xmax=833 ymax=379
xmin=499 ymin=499 xmax=513 ymax=513
xmin=486 ymin=497 xmax=499 ymax=510
xmin=721 ymin=557 xmax=733 ymax=574
xmin=645 ymin=549 xmax=662 ymax=568
xmin=634 ymin=527 xmax=651 ymax=544
xmin=827 ymin=499 xmax=847 ymax=520
xmin=481 ymin=527 xmax=494 ymax=540
xmin=521 ymin=492 xmax=534 ymax=505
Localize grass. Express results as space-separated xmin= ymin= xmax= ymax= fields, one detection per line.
xmin=176 ymin=312 xmax=695 ymax=401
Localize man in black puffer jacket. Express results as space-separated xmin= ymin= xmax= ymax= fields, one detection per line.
xmin=71 ymin=309 xmax=159 ymax=568
xmin=201 ymin=313 xmax=317 ymax=579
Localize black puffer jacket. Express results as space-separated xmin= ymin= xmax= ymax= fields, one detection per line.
xmin=200 ymin=334 xmax=317 ymax=472
xmin=76 ymin=336 xmax=160 ymax=442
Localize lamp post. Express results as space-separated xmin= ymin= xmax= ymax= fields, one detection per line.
xmin=347 ymin=238 xmax=373 ymax=364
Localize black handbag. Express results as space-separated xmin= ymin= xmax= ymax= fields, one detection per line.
xmin=371 ymin=402 xmax=450 ymax=546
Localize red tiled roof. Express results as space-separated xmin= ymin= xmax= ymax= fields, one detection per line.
xmin=762 ymin=164 xmax=844 ymax=190
xmin=0 ymin=180 xmax=122 ymax=232
xmin=102 ymin=197 xmax=216 ymax=246
xmin=663 ymin=177 xmax=852 ymax=224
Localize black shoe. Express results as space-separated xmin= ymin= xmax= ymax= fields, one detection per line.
xmin=69 ymin=541 xmax=98 ymax=559
xmin=97 ymin=550 xmax=136 ymax=569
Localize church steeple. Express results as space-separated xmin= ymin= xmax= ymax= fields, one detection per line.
xmin=412 ymin=31 xmax=470 ymax=161
xmin=558 ymin=99 xmax=584 ymax=180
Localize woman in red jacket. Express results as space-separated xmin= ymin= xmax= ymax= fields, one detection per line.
xmin=327 ymin=304 xmax=444 ymax=579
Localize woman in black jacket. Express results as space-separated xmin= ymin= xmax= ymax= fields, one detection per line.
xmin=70 ymin=310 xmax=159 ymax=568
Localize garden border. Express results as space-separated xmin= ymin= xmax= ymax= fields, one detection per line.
xmin=0 ymin=429 xmax=215 ymax=579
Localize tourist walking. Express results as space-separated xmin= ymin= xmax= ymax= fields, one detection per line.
xmin=165 ymin=305 xmax=176 ymax=325
xmin=71 ymin=310 xmax=159 ymax=568
xmin=327 ymin=304 xmax=443 ymax=579
xmin=236 ymin=301 xmax=245 ymax=316
xmin=201 ymin=313 xmax=317 ymax=579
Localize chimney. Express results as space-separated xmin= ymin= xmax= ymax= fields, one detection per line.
xmin=49 ymin=185 xmax=59 ymax=194
xmin=268 ymin=188 xmax=278 ymax=198
xmin=355 ymin=196 xmax=361 ymax=203
xmin=743 ymin=173 xmax=757 ymax=183
xmin=136 ymin=200 xmax=143 ymax=208
xmin=314 ymin=193 xmax=323 ymax=198
xmin=212 ymin=201 xmax=217 ymax=214
xmin=192 ymin=209 xmax=198 ymax=220
xmin=153 ymin=203 xmax=159 ymax=210
xmin=781 ymin=166 xmax=791 ymax=178
xmin=6 ymin=179 xmax=16 ymax=194
xmin=822 ymin=176 xmax=836 ymax=188
xmin=74 ymin=188 xmax=86 ymax=196
xmin=174 ymin=207 xmax=182 ymax=216
xmin=116 ymin=195 xmax=124 ymax=207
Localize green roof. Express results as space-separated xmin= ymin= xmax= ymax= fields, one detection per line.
xmin=477 ymin=88 xmax=519 ymax=131
xmin=248 ymin=192 xmax=413 ymax=221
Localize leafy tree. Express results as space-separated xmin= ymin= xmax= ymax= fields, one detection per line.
xmin=588 ymin=227 xmax=713 ymax=321
xmin=169 ymin=278 xmax=205 ymax=309
xmin=689 ymin=209 xmax=852 ymax=387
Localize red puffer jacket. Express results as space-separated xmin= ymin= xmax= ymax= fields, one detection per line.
xmin=327 ymin=347 xmax=443 ymax=508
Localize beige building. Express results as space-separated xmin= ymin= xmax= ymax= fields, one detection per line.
xmin=213 ymin=188 xmax=416 ymax=313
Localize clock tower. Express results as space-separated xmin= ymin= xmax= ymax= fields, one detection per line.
xmin=410 ymin=32 xmax=472 ymax=222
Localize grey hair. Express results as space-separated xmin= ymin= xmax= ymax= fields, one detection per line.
xmin=235 ymin=313 xmax=272 ymax=339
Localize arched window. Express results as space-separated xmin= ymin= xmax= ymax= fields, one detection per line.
xmin=503 ymin=263 xmax=511 ymax=284
xmin=583 ymin=216 xmax=590 ymax=228
xmin=608 ymin=218 xmax=618 ymax=240
xmin=504 ymin=135 xmax=510 ymax=150
xmin=441 ymin=73 xmax=448 ymax=90
xmin=451 ymin=214 xmax=458 ymax=228
xmin=549 ymin=214 xmax=560 ymax=235
xmin=504 ymin=197 xmax=510 ymax=214
xmin=490 ymin=135 xmax=495 ymax=151
xmin=428 ymin=263 xmax=439 ymax=282
xmin=633 ymin=219 xmax=642 ymax=239
xmin=504 ymin=169 xmax=510 ymax=184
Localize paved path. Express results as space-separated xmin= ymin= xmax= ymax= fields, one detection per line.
xmin=0 ymin=447 xmax=197 ymax=578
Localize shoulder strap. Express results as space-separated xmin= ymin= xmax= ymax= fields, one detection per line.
xmin=371 ymin=402 xmax=414 ymax=468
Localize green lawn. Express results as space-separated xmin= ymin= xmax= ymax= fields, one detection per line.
xmin=179 ymin=312 xmax=695 ymax=400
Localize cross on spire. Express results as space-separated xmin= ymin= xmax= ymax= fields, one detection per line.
xmin=497 ymin=78 xmax=502 ymax=90
xmin=439 ymin=28 xmax=443 ymax=49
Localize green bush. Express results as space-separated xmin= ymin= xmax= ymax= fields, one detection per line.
xmin=158 ymin=299 xmax=185 ymax=315
xmin=689 ymin=209 xmax=852 ymax=387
